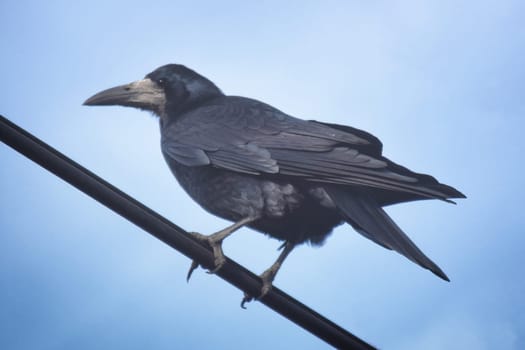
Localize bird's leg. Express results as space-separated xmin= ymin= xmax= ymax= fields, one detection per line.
xmin=186 ymin=216 xmax=256 ymax=281
xmin=241 ymin=241 xmax=295 ymax=308
xmin=259 ymin=241 xmax=295 ymax=295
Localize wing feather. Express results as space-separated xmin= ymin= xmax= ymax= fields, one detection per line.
xmin=161 ymin=97 xmax=464 ymax=201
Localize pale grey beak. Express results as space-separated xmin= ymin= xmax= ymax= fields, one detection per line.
xmin=84 ymin=78 xmax=165 ymax=112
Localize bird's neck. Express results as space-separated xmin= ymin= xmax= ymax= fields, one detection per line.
xmin=165 ymin=89 xmax=223 ymax=119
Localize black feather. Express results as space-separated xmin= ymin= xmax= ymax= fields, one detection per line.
xmin=86 ymin=63 xmax=465 ymax=282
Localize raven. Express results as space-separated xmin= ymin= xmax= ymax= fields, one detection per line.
xmin=84 ymin=64 xmax=465 ymax=302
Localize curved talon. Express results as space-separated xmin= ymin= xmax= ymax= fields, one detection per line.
xmin=240 ymin=278 xmax=274 ymax=308
xmin=241 ymin=295 xmax=252 ymax=309
xmin=186 ymin=260 xmax=200 ymax=282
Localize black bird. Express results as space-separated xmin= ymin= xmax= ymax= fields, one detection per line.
xmin=84 ymin=64 xmax=465 ymax=302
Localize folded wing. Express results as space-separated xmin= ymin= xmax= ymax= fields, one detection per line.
xmin=161 ymin=97 xmax=465 ymax=203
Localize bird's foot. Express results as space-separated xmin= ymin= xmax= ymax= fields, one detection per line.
xmin=186 ymin=231 xmax=227 ymax=282
xmin=240 ymin=263 xmax=280 ymax=308
xmin=185 ymin=218 xmax=257 ymax=282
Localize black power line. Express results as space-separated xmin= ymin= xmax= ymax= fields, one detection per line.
xmin=0 ymin=114 xmax=376 ymax=350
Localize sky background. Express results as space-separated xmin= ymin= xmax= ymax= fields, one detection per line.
xmin=1 ymin=1 xmax=524 ymax=349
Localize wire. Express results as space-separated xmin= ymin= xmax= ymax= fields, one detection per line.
xmin=0 ymin=114 xmax=376 ymax=349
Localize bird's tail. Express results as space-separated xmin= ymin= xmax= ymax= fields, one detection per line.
xmin=324 ymin=186 xmax=449 ymax=281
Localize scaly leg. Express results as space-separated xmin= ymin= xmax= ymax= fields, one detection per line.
xmin=187 ymin=216 xmax=256 ymax=281
xmin=241 ymin=241 xmax=295 ymax=308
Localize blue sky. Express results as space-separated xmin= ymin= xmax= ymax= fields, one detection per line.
xmin=1 ymin=1 xmax=524 ymax=349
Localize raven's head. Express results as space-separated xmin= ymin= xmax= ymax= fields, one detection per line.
xmin=84 ymin=64 xmax=223 ymax=118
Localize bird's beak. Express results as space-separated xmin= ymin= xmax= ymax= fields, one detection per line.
xmin=83 ymin=78 xmax=165 ymax=111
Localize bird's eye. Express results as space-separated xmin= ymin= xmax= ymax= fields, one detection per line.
xmin=157 ymin=78 xmax=165 ymax=86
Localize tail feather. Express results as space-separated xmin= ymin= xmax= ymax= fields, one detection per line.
xmin=325 ymin=186 xmax=449 ymax=281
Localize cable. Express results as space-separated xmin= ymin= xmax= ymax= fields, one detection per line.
xmin=0 ymin=114 xmax=376 ymax=349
